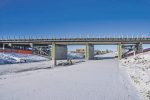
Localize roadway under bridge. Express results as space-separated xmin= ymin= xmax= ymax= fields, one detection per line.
xmin=0 ymin=38 xmax=150 ymax=66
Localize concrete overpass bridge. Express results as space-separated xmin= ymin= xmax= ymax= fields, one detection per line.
xmin=0 ymin=37 xmax=150 ymax=66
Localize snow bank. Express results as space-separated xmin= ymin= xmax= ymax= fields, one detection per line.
xmin=0 ymin=53 xmax=48 ymax=64
xmin=0 ymin=61 xmax=52 ymax=76
xmin=120 ymin=51 xmax=150 ymax=100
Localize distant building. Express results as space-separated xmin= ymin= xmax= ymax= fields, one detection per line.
xmin=76 ymin=49 xmax=85 ymax=53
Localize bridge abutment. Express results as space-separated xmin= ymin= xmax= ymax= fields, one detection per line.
xmin=85 ymin=44 xmax=94 ymax=60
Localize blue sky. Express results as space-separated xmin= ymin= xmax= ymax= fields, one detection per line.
xmin=0 ymin=0 xmax=150 ymax=38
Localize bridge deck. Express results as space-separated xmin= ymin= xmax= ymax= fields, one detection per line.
xmin=0 ymin=38 xmax=150 ymax=44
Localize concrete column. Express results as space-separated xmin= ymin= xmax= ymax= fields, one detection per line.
xmin=85 ymin=44 xmax=94 ymax=60
xmin=51 ymin=43 xmax=56 ymax=66
xmin=118 ymin=43 xmax=122 ymax=60
xmin=30 ymin=43 xmax=34 ymax=54
xmin=51 ymin=43 xmax=67 ymax=66
xmin=8 ymin=43 xmax=12 ymax=47
xmin=3 ymin=44 xmax=5 ymax=52
xmin=3 ymin=44 xmax=4 ymax=50
xmin=30 ymin=43 xmax=33 ymax=48
xmin=8 ymin=43 xmax=12 ymax=52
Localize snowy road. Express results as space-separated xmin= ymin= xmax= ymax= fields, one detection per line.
xmin=0 ymin=59 xmax=140 ymax=100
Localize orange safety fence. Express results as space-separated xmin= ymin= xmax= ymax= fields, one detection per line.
xmin=0 ymin=49 xmax=33 ymax=54
xmin=17 ymin=50 xmax=33 ymax=54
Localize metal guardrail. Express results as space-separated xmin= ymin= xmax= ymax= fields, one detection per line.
xmin=0 ymin=38 xmax=150 ymax=41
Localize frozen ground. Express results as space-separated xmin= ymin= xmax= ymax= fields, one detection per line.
xmin=0 ymin=53 xmax=48 ymax=64
xmin=0 ymin=52 xmax=116 ymax=65
xmin=0 ymin=58 xmax=140 ymax=100
xmin=0 ymin=59 xmax=85 ymax=76
xmin=121 ymin=51 xmax=150 ymax=100
xmin=68 ymin=52 xmax=118 ymax=60
xmin=0 ymin=61 xmax=52 ymax=75
xmin=95 ymin=52 xmax=117 ymax=59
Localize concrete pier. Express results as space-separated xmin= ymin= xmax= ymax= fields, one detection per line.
xmin=51 ymin=43 xmax=67 ymax=66
xmin=8 ymin=43 xmax=12 ymax=47
xmin=118 ymin=43 xmax=122 ymax=60
xmin=85 ymin=44 xmax=94 ymax=60
xmin=3 ymin=44 xmax=5 ymax=51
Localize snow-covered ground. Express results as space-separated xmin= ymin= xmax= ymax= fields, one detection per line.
xmin=95 ymin=52 xmax=117 ymax=59
xmin=121 ymin=52 xmax=150 ymax=100
xmin=0 ymin=53 xmax=144 ymax=100
xmin=68 ymin=52 xmax=118 ymax=60
xmin=0 ymin=61 xmax=52 ymax=75
xmin=0 ymin=53 xmax=48 ymax=64
xmin=0 ymin=59 xmax=140 ymax=100
xmin=0 ymin=59 xmax=86 ymax=76
xmin=0 ymin=52 xmax=117 ymax=65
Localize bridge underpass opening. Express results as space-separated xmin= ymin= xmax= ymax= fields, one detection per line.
xmin=51 ymin=44 xmax=86 ymax=66
xmin=94 ymin=45 xmax=117 ymax=60
xmin=51 ymin=44 xmax=118 ymax=61
xmin=67 ymin=45 xmax=85 ymax=59
xmin=33 ymin=45 xmax=51 ymax=58
xmin=51 ymin=44 xmax=120 ymax=66
xmin=50 ymin=43 xmax=148 ymax=66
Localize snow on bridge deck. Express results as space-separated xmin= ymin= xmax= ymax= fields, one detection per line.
xmin=0 ymin=59 xmax=140 ymax=100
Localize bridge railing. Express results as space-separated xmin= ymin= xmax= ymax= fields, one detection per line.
xmin=0 ymin=37 xmax=149 ymax=44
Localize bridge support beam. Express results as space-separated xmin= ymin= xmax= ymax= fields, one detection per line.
xmin=51 ymin=43 xmax=67 ymax=66
xmin=118 ymin=43 xmax=122 ymax=60
xmin=85 ymin=44 xmax=94 ymax=60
